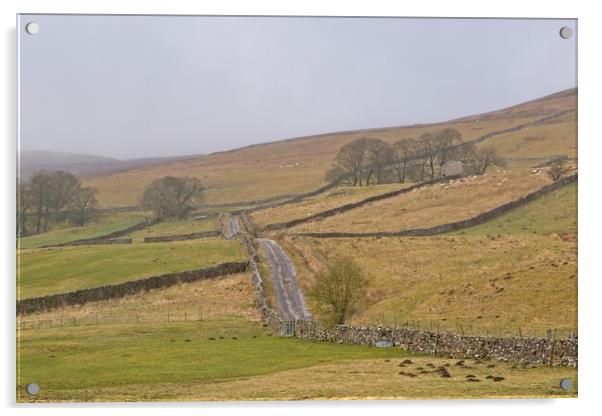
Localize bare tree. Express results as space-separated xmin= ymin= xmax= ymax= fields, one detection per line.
xmin=17 ymin=179 xmax=33 ymax=237
xmin=467 ymin=145 xmax=501 ymax=175
xmin=46 ymin=171 xmax=80 ymax=232
xmin=142 ymin=176 xmax=205 ymax=219
xmin=311 ymin=255 xmax=368 ymax=326
xmin=325 ymin=165 xmax=354 ymax=185
xmin=450 ymin=141 xmax=476 ymax=164
xmin=392 ymin=138 xmax=416 ymax=183
xmin=332 ymin=138 xmax=371 ymax=186
xmin=364 ymin=139 xmax=392 ymax=185
xmin=548 ymin=161 xmax=568 ymax=181
xmin=72 ymin=187 xmax=99 ymax=226
xmin=417 ymin=133 xmax=439 ymax=179
xmin=436 ymin=128 xmax=461 ymax=167
xmin=29 ymin=171 xmax=53 ymax=234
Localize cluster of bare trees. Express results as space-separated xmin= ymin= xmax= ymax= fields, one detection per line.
xmin=141 ymin=176 xmax=205 ymax=219
xmin=17 ymin=171 xmax=99 ymax=236
xmin=327 ymin=128 xmax=502 ymax=186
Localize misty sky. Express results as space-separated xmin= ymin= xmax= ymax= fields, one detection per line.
xmin=18 ymin=15 xmax=577 ymax=160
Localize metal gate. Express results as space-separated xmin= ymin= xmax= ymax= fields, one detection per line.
xmin=282 ymin=320 xmax=295 ymax=337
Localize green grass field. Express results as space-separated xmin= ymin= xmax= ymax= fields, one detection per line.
xmin=18 ymin=211 xmax=151 ymax=249
xmin=128 ymin=217 xmax=217 ymax=241
xmin=453 ymin=182 xmax=577 ymax=236
xmin=17 ymin=238 xmax=244 ymax=299
xmin=17 ymin=317 xmax=576 ymax=402
xmin=17 ymin=318 xmax=413 ymax=402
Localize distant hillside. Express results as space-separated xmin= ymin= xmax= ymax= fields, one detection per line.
xmin=18 ymin=150 xmax=197 ymax=179
xmin=83 ymin=88 xmax=577 ymax=207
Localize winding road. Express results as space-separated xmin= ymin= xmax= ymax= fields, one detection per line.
xmin=257 ymin=238 xmax=312 ymax=320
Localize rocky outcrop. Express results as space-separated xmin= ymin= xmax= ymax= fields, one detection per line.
xmin=17 ymin=261 xmax=247 ymax=315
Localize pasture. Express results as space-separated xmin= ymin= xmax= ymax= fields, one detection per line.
xmin=17 ymin=238 xmax=244 ymax=298
xmin=289 ymin=168 xmax=552 ymax=234
xmin=18 ymin=211 xmax=150 ymax=249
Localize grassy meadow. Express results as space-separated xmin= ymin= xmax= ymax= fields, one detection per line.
xmin=17 ymin=238 xmax=244 ymax=299
xmin=127 ymin=216 xmax=217 ymax=241
xmin=455 ymin=182 xmax=577 ymax=236
xmin=278 ymin=181 xmax=577 ymax=336
xmin=482 ymin=111 xmax=577 ymax=158
xmin=17 ymin=271 xmax=576 ymax=402
xmin=17 ymin=271 xmax=415 ymax=402
xmin=251 ymin=182 xmax=412 ymax=228
xmin=289 ymin=168 xmax=552 ymax=234
xmin=18 ymin=211 xmax=150 ymax=249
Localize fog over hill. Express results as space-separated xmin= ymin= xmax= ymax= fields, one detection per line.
xmin=18 ymin=150 xmax=197 ymax=179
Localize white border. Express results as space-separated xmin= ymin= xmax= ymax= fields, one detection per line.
xmin=2 ymin=0 xmax=601 ymax=414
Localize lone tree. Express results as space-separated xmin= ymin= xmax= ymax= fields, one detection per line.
xmin=548 ymin=161 xmax=568 ymax=181
xmin=72 ymin=186 xmax=99 ymax=226
xmin=311 ymin=255 xmax=368 ymax=326
xmin=142 ymin=176 xmax=205 ymax=219
xmin=466 ymin=145 xmax=502 ymax=175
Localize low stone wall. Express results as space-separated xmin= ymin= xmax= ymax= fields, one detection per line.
xmin=41 ymin=219 xmax=160 ymax=248
xmin=298 ymin=174 xmax=577 ymax=238
xmin=143 ymin=231 xmax=219 ymax=243
xmin=234 ymin=227 xmax=283 ymax=332
xmin=265 ymin=175 xmax=461 ymax=231
xmin=46 ymin=237 xmax=134 ymax=247
xmin=293 ymin=321 xmax=577 ymax=367
xmin=17 ymin=261 xmax=248 ymax=315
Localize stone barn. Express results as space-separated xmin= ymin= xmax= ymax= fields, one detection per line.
xmin=441 ymin=160 xmax=465 ymax=177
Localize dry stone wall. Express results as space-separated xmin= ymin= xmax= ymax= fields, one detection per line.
xmin=143 ymin=231 xmax=219 ymax=243
xmin=293 ymin=321 xmax=577 ymax=367
xmin=264 ymin=175 xmax=461 ymax=231
xmin=17 ymin=261 xmax=247 ymax=315
xmin=41 ymin=219 xmax=160 ymax=248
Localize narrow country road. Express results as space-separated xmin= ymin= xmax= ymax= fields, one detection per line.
xmin=223 ymin=216 xmax=241 ymax=239
xmin=256 ymin=238 xmax=312 ymax=320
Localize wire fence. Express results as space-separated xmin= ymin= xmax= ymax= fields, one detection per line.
xmin=18 ymin=310 xmax=577 ymax=341
xmin=17 ymin=310 xmax=208 ymax=331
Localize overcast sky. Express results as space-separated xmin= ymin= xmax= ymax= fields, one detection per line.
xmin=18 ymin=15 xmax=576 ymax=160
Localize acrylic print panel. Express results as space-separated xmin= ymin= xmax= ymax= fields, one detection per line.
xmin=16 ymin=15 xmax=577 ymax=402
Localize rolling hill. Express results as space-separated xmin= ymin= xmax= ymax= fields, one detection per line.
xmin=19 ymin=150 xmax=196 ymax=179
xmin=83 ymin=88 xmax=576 ymax=208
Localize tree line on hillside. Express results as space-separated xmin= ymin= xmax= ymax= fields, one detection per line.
xmin=326 ymin=128 xmax=501 ymax=186
xmin=17 ymin=171 xmax=99 ymax=236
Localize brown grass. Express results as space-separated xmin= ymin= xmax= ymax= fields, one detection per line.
xmin=283 ymin=234 xmax=577 ymax=337
xmin=481 ymin=111 xmax=577 ymax=158
xmin=20 ymin=273 xmax=261 ymax=326
xmin=251 ymin=182 xmax=411 ymax=228
xmin=290 ymin=168 xmax=552 ymax=233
